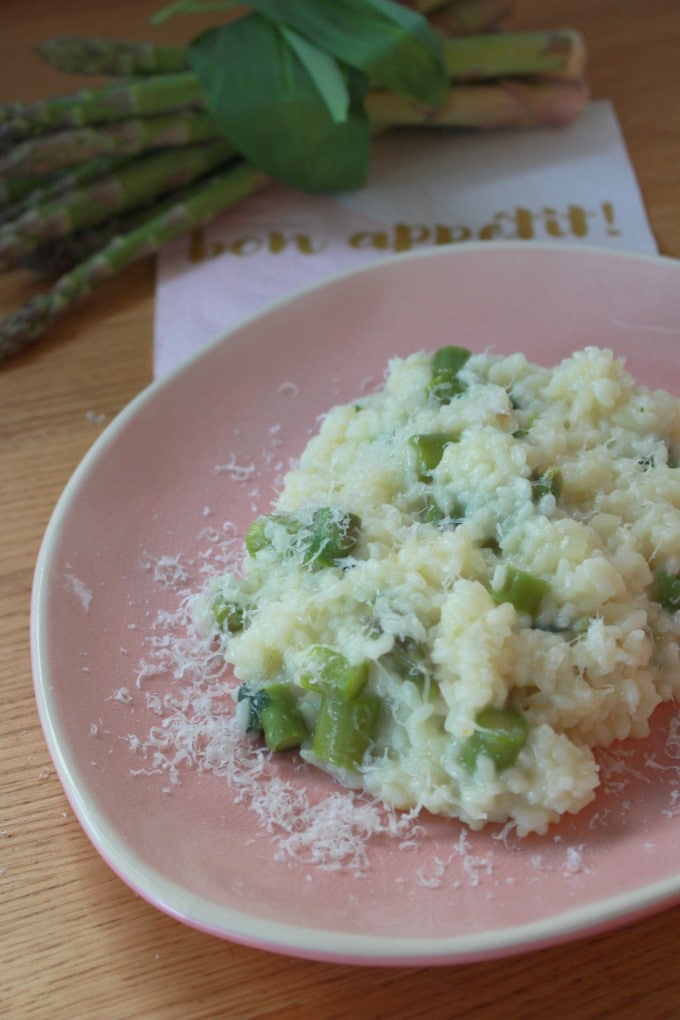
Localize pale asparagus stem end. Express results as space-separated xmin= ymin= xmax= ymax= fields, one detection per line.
xmin=442 ymin=31 xmax=587 ymax=82
xmin=367 ymin=78 xmax=589 ymax=130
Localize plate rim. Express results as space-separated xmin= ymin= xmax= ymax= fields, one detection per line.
xmin=31 ymin=240 xmax=680 ymax=964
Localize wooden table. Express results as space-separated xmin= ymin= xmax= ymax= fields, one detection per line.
xmin=2 ymin=2 xmax=679 ymax=1017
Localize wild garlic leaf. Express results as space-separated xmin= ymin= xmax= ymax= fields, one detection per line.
xmin=154 ymin=0 xmax=447 ymax=105
xmin=189 ymin=14 xmax=371 ymax=192
xmin=243 ymin=0 xmax=447 ymax=106
xmin=279 ymin=25 xmax=351 ymax=124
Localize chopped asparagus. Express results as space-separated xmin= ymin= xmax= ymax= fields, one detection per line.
xmin=492 ymin=564 xmax=549 ymax=618
xmin=460 ymin=706 xmax=528 ymax=771
xmin=312 ymin=695 xmax=381 ymax=772
xmin=410 ymin=432 xmax=461 ymax=478
xmin=656 ymin=572 xmax=680 ymax=612
xmin=298 ymin=646 xmax=370 ymax=700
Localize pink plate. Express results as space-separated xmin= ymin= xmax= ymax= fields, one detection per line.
xmin=32 ymin=242 xmax=680 ymax=965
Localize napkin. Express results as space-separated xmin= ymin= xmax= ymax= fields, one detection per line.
xmin=154 ymin=99 xmax=658 ymax=378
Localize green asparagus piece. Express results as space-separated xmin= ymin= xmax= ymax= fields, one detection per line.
xmin=312 ymin=694 xmax=381 ymax=772
xmin=460 ymin=706 xmax=528 ymax=772
xmin=237 ymin=682 xmax=308 ymax=751
xmin=298 ymin=646 xmax=370 ymax=701
xmin=212 ymin=592 xmax=246 ymax=633
xmin=531 ymin=466 xmax=563 ymax=502
xmin=0 ymin=162 xmax=269 ymax=360
xmin=0 ymin=72 xmax=207 ymax=133
xmin=0 ymin=141 xmax=234 ymax=270
xmin=432 ymin=345 xmax=472 ymax=375
xmin=36 ymin=36 xmax=191 ymax=76
xmin=245 ymin=508 xmax=361 ymax=568
xmin=428 ymin=344 xmax=471 ymax=401
xmin=302 ymin=507 xmax=362 ymax=567
xmin=410 ymin=432 xmax=461 ymax=478
xmin=656 ymin=571 xmax=680 ymax=612
xmin=257 ymin=683 xmax=309 ymax=752
xmin=492 ymin=564 xmax=549 ymax=618
xmin=380 ymin=635 xmax=431 ymax=688
xmin=1 ymin=112 xmax=222 ymax=179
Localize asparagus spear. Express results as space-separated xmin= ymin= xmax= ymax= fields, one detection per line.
xmin=0 ymin=71 xmax=206 ymax=132
xmin=367 ymin=77 xmax=588 ymax=130
xmin=32 ymin=0 xmax=511 ymax=81
xmin=442 ymin=31 xmax=586 ymax=81
xmin=1 ymin=112 xmax=221 ymax=179
xmin=1 ymin=27 xmax=584 ymax=143
xmin=0 ymin=155 xmax=132 ymax=225
xmin=0 ymin=162 xmax=269 ymax=361
xmin=0 ymin=141 xmax=234 ymax=270
xmin=17 ymin=209 xmax=170 ymax=276
xmin=36 ymin=36 xmax=191 ymax=76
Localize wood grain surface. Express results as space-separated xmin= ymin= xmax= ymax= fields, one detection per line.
xmin=2 ymin=2 xmax=679 ymax=1017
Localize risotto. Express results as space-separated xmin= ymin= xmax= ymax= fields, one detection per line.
xmin=199 ymin=345 xmax=680 ymax=835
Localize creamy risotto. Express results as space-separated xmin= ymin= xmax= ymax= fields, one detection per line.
xmin=199 ymin=345 xmax=680 ymax=836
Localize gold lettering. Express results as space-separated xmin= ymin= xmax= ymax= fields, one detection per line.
xmin=601 ymin=201 xmax=620 ymax=235
xmin=393 ymin=223 xmax=432 ymax=252
xmin=230 ymin=235 xmax=263 ymax=256
xmin=566 ymin=205 xmax=589 ymax=237
xmin=435 ymin=225 xmax=472 ymax=245
xmin=268 ymin=231 xmax=326 ymax=254
xmin=542 ymin=207 xmax=566 ymax=238
xmin=478 ymin=209 xmax=535 ymax=241
xmin=348 ymin=230 xmax=391 ymax=251
xmin=188 ymin=227 xmax=226 ymax=263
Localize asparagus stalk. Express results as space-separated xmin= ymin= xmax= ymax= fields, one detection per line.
xmin=1 ymin=112 xmax=221 ymax=179
xmin=0 ymin=155 xmax=132 ymax=225
xmin=0 ymin=72 xmax=206 ymax=133
xmin=17 ymin=207 xmax=175 ymax=276
xmin=0 ymin=173 xmax=53 ymax=211
xmin=1 ymin=28 xmax=584 ymax=144
xmin=367 ymin=77 xmax=588 ymax=130
xmin=442 ymin=31 xmax=586 ymax=81
xmin=0 ymin=162 xmax=269 ymax=360
xmin=0 ymin=141 xmax=234 ymax=270
xmin=33 ymin=0 xmax=511 ymax=81
xmin=36 ymin=36 xmax=191 ymax=76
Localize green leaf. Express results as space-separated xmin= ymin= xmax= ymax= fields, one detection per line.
xmin=189 ymin=15 xmax=371 ymax=192
xmin=280 ymin=25 xmax=350 ymax=124
xmin=151 ymin=1 xmax=234 ymax=25
xmin=154 ymin=0 xmax=447 ymax=103
xmin=243 ymin=0 xmax=447 ymax=105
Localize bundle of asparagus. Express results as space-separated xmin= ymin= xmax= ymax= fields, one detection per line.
xmin=0 ymin=0 xmax=588 ymax=360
